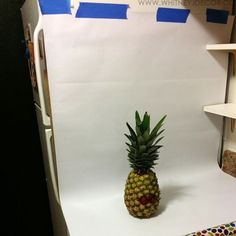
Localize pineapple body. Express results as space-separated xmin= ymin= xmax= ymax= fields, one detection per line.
xmin=124 ymin=170 xmax=160 ymax=218
xmin=124 ymin=111 xmax=166 ymax=218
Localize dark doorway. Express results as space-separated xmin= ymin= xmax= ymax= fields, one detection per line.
xmin=1 ymin=1 xmax=53 ymax=235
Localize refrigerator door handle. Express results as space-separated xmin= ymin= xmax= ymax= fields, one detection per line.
xmin=45 ymin=129 xmax=60 ymax=204
xmin=33 ymin=11 xmax=51 ymax=127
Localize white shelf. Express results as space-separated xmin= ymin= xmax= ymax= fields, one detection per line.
xmin=204 ymin=103 xmax=236 ymax=119
xmin=206 ymin=43 xmax=236 ymax=52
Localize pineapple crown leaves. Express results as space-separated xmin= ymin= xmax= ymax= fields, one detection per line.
xmin=125 ymin=111 xmax=166 ymax=173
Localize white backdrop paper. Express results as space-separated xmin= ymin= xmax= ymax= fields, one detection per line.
xmin=43 ymin=2 xmax=236 ymax=235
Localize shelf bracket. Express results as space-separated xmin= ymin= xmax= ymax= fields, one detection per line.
xmin=206 ymin=45 xmax=236 ymax=133
xmin=231 ymin=118 xmax=235 ymax=133
xmin=206 ymin=44 xmax=236 ymax=75
xmin=229 ymin=51 xmax=236 ymax=75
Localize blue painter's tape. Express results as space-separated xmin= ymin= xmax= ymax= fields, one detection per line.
xmin=38 ymin=0 xmax=71 ymax=15
xmin=76 ymin=2 xmax=129 ymax=19
xmin=206 ymin=8 xmax=229 ymax=24
xmin=156 ymin=7 xmax=190 ymax=23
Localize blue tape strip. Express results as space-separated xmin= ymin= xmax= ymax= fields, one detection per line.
xmin=76 ymin=2 xmax=128 ymax=19
xmin=156 ymin=8 xmax=190 ymax=23
xmin=38 ymin=0 xmax=71 ymax=15
xmin=206 ymin=8 xmax=229 ymax=24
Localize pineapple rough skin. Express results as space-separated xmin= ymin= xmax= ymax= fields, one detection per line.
xmin=124 ymin=170 xmax=160 ymax=218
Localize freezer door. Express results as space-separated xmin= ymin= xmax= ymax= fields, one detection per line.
xmin=21 ymin=0 xmax=51 ymax=126
xmin=38 ymin=29 xmax=52 ymax=119
xmin=21 ymin=0 xmax=41 ymax=105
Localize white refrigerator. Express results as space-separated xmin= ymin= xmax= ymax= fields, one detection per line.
xmin=21 ymin=1 xmax=68 ymax=235
xmin=21 ymin=1 xmax=236 ymax=236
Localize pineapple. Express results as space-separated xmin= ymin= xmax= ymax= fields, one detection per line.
xmin=124 ymin=111 xmax=166 ymax=218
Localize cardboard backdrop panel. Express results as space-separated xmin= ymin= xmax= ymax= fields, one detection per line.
xmin=43 ymin=2 xmax=236 ymax=236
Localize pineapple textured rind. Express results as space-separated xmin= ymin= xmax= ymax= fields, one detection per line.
xmin=124 ymin=170 xmax=160 ymax=218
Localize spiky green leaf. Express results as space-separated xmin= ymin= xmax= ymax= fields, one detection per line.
xmin=135 ymin=111 xmax=142 ymax=126
xmin=125 ymin=112 xmax=166 ymax=172
xmin=139 ymin=145 xmax=146 ymax=153
xmin=142 ymin=112 xmax=150 ymax=134
xmin=150 ymin=115 xmax=167 ymax=139
xmin=136 ymin=126 xmax=142 ymax=137
xmin=126 ymin=122 xmax=137 ymax=141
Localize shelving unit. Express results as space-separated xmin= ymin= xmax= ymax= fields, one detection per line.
xmin=205 ymin=44 xmax=236 ymax=132
xmin=206 ymin=43 xmax=236 ymax=70
xmin=206 ymin=43 xmax=236 ymax=52
xmin=204 ymin=103 xmax=236 ymax=119
xmin=204 ymin=103 xmax=236 ymax=132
